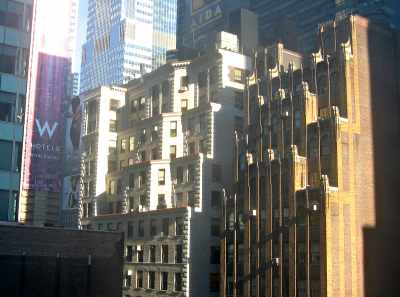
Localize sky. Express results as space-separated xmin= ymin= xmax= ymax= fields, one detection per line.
xmin=72 ymin=0 xmax=88 ymax=73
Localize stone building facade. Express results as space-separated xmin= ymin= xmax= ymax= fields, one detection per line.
xmin=85 ymin=32 xmax=252 ymax=297
xmin=221 ymin=16 xmax=400 ymax=297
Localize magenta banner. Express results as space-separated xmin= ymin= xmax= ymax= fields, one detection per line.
xmin=21 ymin=53 xmax=69 ymax=192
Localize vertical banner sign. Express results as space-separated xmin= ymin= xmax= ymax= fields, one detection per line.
xmin=20 ymin=0 xmax=74 ymax=194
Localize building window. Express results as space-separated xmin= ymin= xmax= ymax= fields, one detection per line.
xmin=110 ymin=99 xmax=119 ymax=111
xmin=321 ymin=135 xmax=330 ymax=156
xmin=148 ymin=271 xmax=156 ymax=289
xmin=175 ymin=217 xmax=184 ymax=236
xmin=161 ymin=272 xmax=168 ymax=291
xmin=98 ymin=223 xmax=103 ymax=231
xmin=109 ymin=120 xmax=117 ymax=132
xmin=158 ymin=194 xmax=166 ymax=209
xmin=127 ymin=222 xmax=134 ymax=238
xmin=162 ymin=245 xmax=169 ymax=263
xmin=140 ymin=195 xmax=147 ymax=208
xmin=175 ymin=244 xmax=183 ymax=263
xmin=149 ymin=245 xmax=156 ymax=263
xmin=188 ymin=142 xmax=196 ymax=156
xmin=212 ymin=164 xmax=221 ymax=182
xmin=150 ymin=219 xmax=157 ymax=236
xmin=295 ymin=110 xmax=302 ymax=129
xmin=138 ymin=220 xmax=144 ymax=237
xmin=125 ymin=271 xmax=132 ymax=288
xmin=139 ymin=150 xmax=146 ymax=162
xmin=210 ymin=246 xmax=220 ymax=264
xmin=209 ymin=273 xmax=220 ymax=292
xmin=180 ymin=76 xmax=188 ymax=89
xmin=137 ymin=245 xmax=144 ymax=262
xmin=176 ymin=166 xmax=183 ymax=184
xmin=211 ymin=218 xmax=220 ymax=237
xmin=0 ymin=140 xmax=13 ymax=171
xmin=137 ymin=270 xmax=143 ymax=288
xmin=211 ymin=191 xmax=221 ymax=209
xmin=175 ymin=272 xmax=182 ymax=291
xmin=170 ymin=121 xmax=177 ymax=137
xmin=128 ymin=158 xmax=134 ymax=167
xmin=187 ymin=165 xmax=195 ymax=183
xmin=188 ymin=191 xmax=196 ymax=207
xmin=129 ymin=136 xmax=135 ymax=151
xmin=230 ymin=67 xmax=244 ymax=82
xmin=120 ymin=138 xmax=127 ymax=152
xmin=139 ymin=171 xmax=147 ymax=187
xmin=129 ymin=196 xmax=134 ymax=212
xmin=126 ymin=245 xmax=133 ymax=262
xmin=170 ymin=145 xmax=177 ymax=160
xmin=162 ymin=218 xmax=169 ymax=236
xmin=200 ymin=139 xmax=207 ymax=154
xmin=181 ymin=99 xmax=188 ymax=112
xmin=234 ymin=91 xmax=243 ymax=110
xmin=158 ymin=169 xmax=165 ymax=185
xmin=151 ymin=148 xmax=159 ymax=160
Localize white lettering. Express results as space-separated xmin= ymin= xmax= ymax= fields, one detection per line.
xmin=35 ymin=119 xmax=58 ymax=139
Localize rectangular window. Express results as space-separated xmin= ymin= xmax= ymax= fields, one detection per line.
xmin=158 ymin=169 xmax=165 ymax=185
xmin=109 ymin=120 xmax=117 ymax=132
xmin=180 ymin=76 xmax=188 ymax=89
xmin=175 ymin=244 xmax=183 ymax=263
xmin=176 ymin=166 xmax=183 ymax=184
xmin=162 ymin=218 xmax=169 ymax=236
xmin=127 ymin=222 xmax=134 ymax=238
xmin=137 ymin=245 xmax=144 ymax=262
xmin=187 ymin=165 xmax=195 ymax=183
xmin=211 ymin=191 xmax=221 ymax=209
xmin=0 ymin=140 xmax=13 ymax=170
xmin=212 ymin=164 xmax=222 ymax=182
xmin=170 ymin=145 xmax=177 ymax=160
xmin=139 ymin=195 xmax=147 ymax=207
xmin=209 ymin=273 xmax=220 ymax=292
xmin=148 ymin=271 xmax=156 ymax=289
xmin=181 ymin=99 xmax=188 ymax=112
xmin=170 ymin=121 xmax=177 ymax=137
xmin=200 ymin=139 xmax=207 ymax=154
xmin=210 ymin=246 xmax=220 ymax=264
xmin=0 ymin=101 xmax=13 ymax=122
xmin=149 ymin=245 xmax=156 ymax=263
xmin=125 ymin=272 xmax=132 ymax=288
xmin=126 ymin=245 xmax=133 ymax=262
xmin=139 ymin=171 xmax=146 ymax=187
xmin=175 ymin=217 xmax=184 ymax=236
xmin=137 ymin=270 xmax=143 ymax=288
xmin=175 ymin=272 xmax=182 ymax=291
xmin=98 ymin=223 xmax=103 ymax=231
xmin=162 ymin=245 xmax=169 ymax=263
xmin=158 ymin=194 xmax=166 ymax=209
xmin=211 ymin=218 xmax=220 ymax=237
xmin=188 ymin=142 xmax=196 ymax=156
xmin=138 ymin=220 xmax=144 ymax=237
xmin=0 ymin=44 xmax=17 ymax=74
xmin=128 ymin=174 xmax=135 ymax=188
xmin=188 ymin=191 xmax=196 ymax=207
xmin=109 ymin=99 xmax=119 ymax=111
xmin=129 ymin=136 xmax=135 ymax=151
xmin=151 ymin=148 xmax=158 ymax=160
xmin=234 ymin=91 xmax=243 ymax=110
xmin=161 ymin=272 xmax=168 ymax=290
xmin=120 ymin=138 xmax=127 ymax=152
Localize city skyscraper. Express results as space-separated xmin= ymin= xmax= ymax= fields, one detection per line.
xmin=19 ymin=0 xmax=78 ymax=226
xmin=79 ymin=0 xmax=177 ymax=94
xmin=0 ymin=0 xmax=33 ymax=222
xmin=250 ymin=0 xmax=400 ymax=52
xmin=177 ymin=0 xmax=251 ymax=50
xmin=221 ymin=15 xmax=400 ymax=297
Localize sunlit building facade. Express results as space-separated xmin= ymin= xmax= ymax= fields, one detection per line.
xmin=221 ymin=15 xmax=400 ymax=297
xmin=84 ymin=32 xmax=252 ymax=297
xmin=80 ymin=0 xmax=177 ymax=94
xmin=0 ymin=0 xmax=33 ymax=221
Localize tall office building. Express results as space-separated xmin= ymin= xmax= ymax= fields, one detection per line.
xmin=19 ymin=0 xmax=78 ymax=226
xmin=79 ymin=0 xmax=177 ymax=94
xmin=82 ymin=32 xmax=251 ymax=297
xmin=250 ymin=0 xmax=400 ymax=52
xmin=221 ymin=15 xmax=400 ymax=297
xmin=177 ymin=0 xmax=256 ymax=51
xmin=0 ymin=0 xmax=33 ymax=222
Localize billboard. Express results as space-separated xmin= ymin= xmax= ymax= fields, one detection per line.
xmin=192 ymin=0 xmax=219 ymax=12
xmin=20 ymin=0 xmax=75 ymax=194
xmin=191 ymin=0 xmax=223 ymax=29
xmin=21 ymin=53 xmax=69 ymax=192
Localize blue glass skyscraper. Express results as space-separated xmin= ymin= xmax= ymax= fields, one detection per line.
xmin=80 ymin=0 xmax=177 ymax=93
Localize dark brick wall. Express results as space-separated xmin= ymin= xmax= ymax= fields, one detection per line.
xmin=0 ymin=224 xmax=124 ymax=297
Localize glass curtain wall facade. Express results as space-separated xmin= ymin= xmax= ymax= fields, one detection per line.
xmin=250 ymin=0 xmax=400 ymax=52
xmin=80 ymin=0 xmax=177 ymax=94
xmin=0 ymin=0 xmax=32 ymax=221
